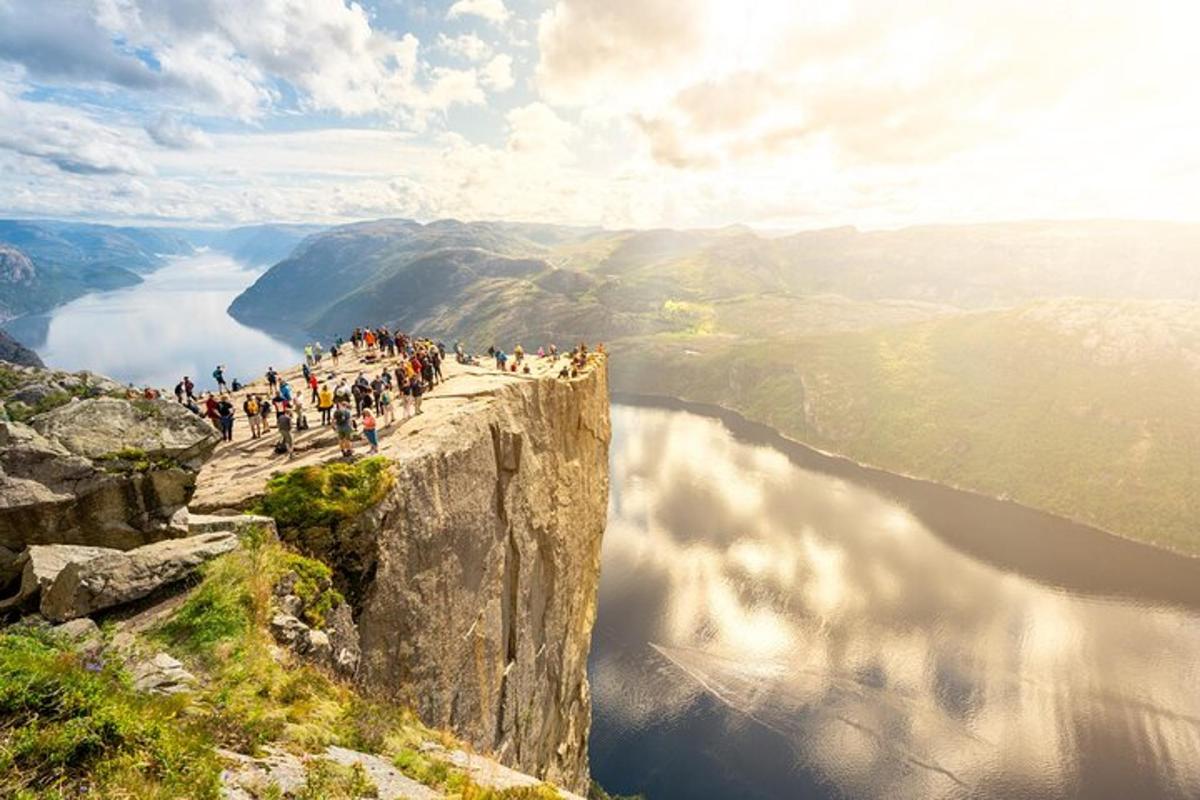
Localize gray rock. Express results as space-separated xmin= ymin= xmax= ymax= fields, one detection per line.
xmin=0 ymin=543 xmax=116 ymax=612
xmin=305 ymin=629 xmax=332 ymax=661
xmin=324 ymin=746 xmax=441 ymax=800
xmin=269 ymin=612 xmax=308 ymax=646
xmin=277 ymin=593 xmax=303 ymax=617
xmin=274 ymin=570 xmax=299 ymax=596
xmin=187 ymin=512 xmax=277 ymax=538
xmin=40 ymin=532 xmax=239 ymax=622
xmin=0 ymin=377 xmax=220 ymax=551
xmin=325 ymin=602 xmax=361 ymax=677
xmin=52 ymin=617 xmax=100 ymax=641
xmin=131 ymin=651 xmax=196 ymax=694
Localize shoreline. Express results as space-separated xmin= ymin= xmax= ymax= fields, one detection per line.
xmin=613 ymin=390 xmax=1200 ymax=611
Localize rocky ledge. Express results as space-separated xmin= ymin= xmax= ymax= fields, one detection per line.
xmin=192 ymin=353 xmax=612 ymax=794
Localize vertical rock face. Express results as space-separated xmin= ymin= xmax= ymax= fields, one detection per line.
xmin=355 ymin=366 xmax=610 ymax=793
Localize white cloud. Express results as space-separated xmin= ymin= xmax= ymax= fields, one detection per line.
xmin=79 ymin=0 xmax=484 ymax=123
xmin=0 ymin=80 xmax=152 ymax=176
xmin=436 ymin=33 xmax=493 ymax=63
xmin=480 ymin=54 xmax=514 ymax=92
xmin=447 ymin=0 xmax=510 ymax=25
xmin=506 ymin=102 xmax=576 ymax=161
xmin=145 ymin=113 xmax=212 ymax=150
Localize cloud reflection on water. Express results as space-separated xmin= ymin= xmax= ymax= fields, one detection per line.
xmin=591 ymin=405 xmax=1200 ymax=799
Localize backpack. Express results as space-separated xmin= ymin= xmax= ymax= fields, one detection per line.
xmin=273 ymin=440 xmax=289 ymax=455
xmin=212 ymin=369 xmax=221 ymax=381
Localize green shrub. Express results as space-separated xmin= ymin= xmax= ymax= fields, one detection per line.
xmin=257 ymin=456 xmax=394 ymax=529
xmin=0 ymin=628 xmax=222 ymax=799
xmin=278 ymin=552 xmax=345 ymax=628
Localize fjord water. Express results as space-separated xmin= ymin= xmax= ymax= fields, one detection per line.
xmin=10 ymin=252 xmax=300 ymax=390
xmin=589 ymin=404 xmax=1200 ymax=800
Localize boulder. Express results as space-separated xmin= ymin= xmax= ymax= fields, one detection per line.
xmin=40 ymin=532 xmax=239 ymax=622
xmin=269 ymin=612 xmax=308 ymax=646
xmin=304 ymin=629 xmax=332 ymax=662
xmin=0 ymin=383 xmax=220 ymax=550
xmin=187 ymin=511 xmax=277 ymax=538
xmin=131 ymin=652 xmax=197 ymax=695
xmin=0 ymin=544 xmax=117 ymax=612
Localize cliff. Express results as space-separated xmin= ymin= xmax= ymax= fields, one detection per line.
xmin=193 ymin=356 xmax=612 ymax=793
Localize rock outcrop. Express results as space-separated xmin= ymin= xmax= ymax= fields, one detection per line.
xmin=0 ymin=383 xmax=219 ymax=551
xmin=190 ymin=355 xmax=611 ymax=793
xmin=41 ymin=532 xmax=239 ymax=622
xmin=0 ymin=332 xmax=44 ymax=368
xmin=1 ymin=533 xmax=239 ymax=620
xmin=350 ymin=364 xmax=610 ymax=793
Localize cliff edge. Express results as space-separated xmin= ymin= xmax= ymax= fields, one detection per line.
xmin=193 ymin=356 xmax=611 ymax=793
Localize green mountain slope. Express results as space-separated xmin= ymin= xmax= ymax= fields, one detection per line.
xmin=227 ymin=218 xmax=1200 ymax=553
xmin=0 ymin=219 xmax=195 ymax=321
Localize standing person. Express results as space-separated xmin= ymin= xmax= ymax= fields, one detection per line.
xmin=276 ymin=406 xmax=294 ymax=459
xmin=213 ymin=365 xmax=228 ymax=393
xmin=431 ymin=348 xmax=443 ymax=383
xmin=330 ymin=342 xmax=340 ymax=367
xmin=401 ymin=375 xmax=414 ymax=419
xmin=379 ymin=385 xmax=394 ymax=426
xmin=313 ymin=341 xmax=323 ymax=364
xmin=361 ymin=407 xmax=379 ymax=454
xmin=216 ymin=394 xmax=235 ymax=442
xmin=173 ymin=378 xmax=185 ymax=403
xmin=333 ymin=401 xmax=354 ymax=458
xmin=514 ymin=344 xmax=524 ymax=365
xmin=244 ymin=394 xmax=262 ymax=439
xmin=259 ymin=396 xmax=272 ymax=432
xmin=203 ymin=393 xmax=220 ymax=429
xmin=304 ymin=344 xmax=314 ymax=366
xmin=309 ymin=372 xmax=319 ymax=403
xmin=184 ymin=376 xmax=196 ymax=401
xmin=266 ymin=367 xmax=278 ymax=394
xmin=411 ymin=375 xmax=425 ymax=415
xmin=280 ymin=380 xmax=293 ymax=405
xmin=318 ymin=384 xmax=333 ymax=426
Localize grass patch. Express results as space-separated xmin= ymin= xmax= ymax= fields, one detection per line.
xmin=257 ymin=456 xmax=395 ymax=529
xmin=297 ymin=759 xmax=378 ymax=799
xmin=0 ymin=626 xmax=222 ymax=799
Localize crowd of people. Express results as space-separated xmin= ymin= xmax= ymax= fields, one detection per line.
xmin=163 ymin=325 xmax=601 ymax=462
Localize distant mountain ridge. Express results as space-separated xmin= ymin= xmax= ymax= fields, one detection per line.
xmin=228 ymin=216 xmax=1200 ymax=555
xmin=0 ymin=219 xmax=195 ymax=321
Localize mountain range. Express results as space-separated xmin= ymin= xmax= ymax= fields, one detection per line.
xmin=229 ymin=218 xmax=1200 ymax=554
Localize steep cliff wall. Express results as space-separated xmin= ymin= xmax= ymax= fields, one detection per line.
xmin=191 ymin=358 xmax=612 ymax=794
xmin=353 ymin=365 xmax=610 ymax=793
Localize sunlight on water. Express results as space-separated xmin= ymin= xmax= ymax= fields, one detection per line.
xmin=27 ymin=252 xmax=300 ymax=390
xmin=590 ymin=405 xmax=1200 ymax=800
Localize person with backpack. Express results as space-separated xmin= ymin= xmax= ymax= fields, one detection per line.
xmin=276 ymin=406 xmax=294 ymax=459
xmin=244 ymin=394 xmax=262 ymax=439
xmin=378 ymin=385 xmax=394 ymax=426
xmin=330 ymin=343 xmax=340 ymax=367
xmin=216 ymin=394 xmax=235 ymax=442
xmin=266 ymin=367 xmax=278 ymax=393
xmin=333 ymin=401 xmax=354 ymax=458
xmin=259 ymin=395 xmax=272 ymax=432
xmin=213 ymin=365 xmax=228 ymax=392
xmin=174 ymin=379 xmax=185 ymax=403
xmin=411 ymin=375 xmax=425 ymax=415
xmin=309 ymin=372 xmax=319 ymax=403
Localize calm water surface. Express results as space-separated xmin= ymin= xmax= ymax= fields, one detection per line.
xmin=10 ymin=252 xmax=299 ymax=390
xmin=590 ymin=404 xmax=1200 ymax=800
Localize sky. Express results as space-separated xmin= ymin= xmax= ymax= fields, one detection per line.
xmin=0 ymin=0 xmax=1198 ymax=231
